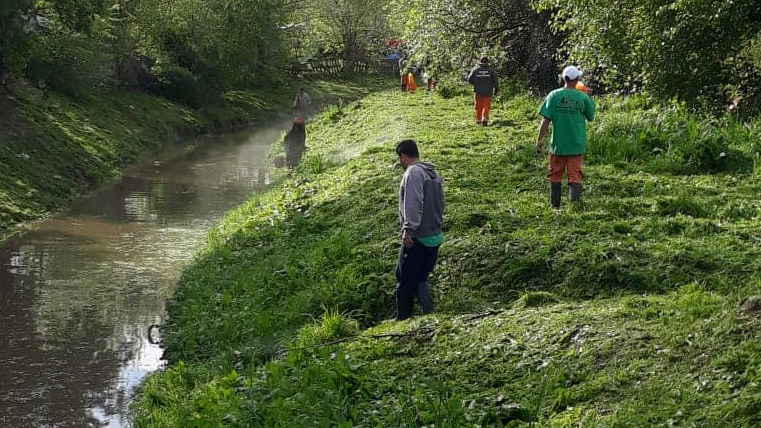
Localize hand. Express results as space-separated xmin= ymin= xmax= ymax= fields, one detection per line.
xmin=535 ymin=141 xmax=543 ymax=154
xmin=402 ymin=230 xmax=414 ymax=248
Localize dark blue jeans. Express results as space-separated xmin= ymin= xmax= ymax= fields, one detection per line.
xmin=395 ymin=241 xmax=439 ymax=320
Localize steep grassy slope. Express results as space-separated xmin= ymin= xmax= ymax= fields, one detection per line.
xmin=132 ymin=82 xmax=761 ymax=427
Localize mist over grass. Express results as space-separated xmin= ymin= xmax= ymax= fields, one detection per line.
xmin=132 ymin=81 xmax=761 ymax=427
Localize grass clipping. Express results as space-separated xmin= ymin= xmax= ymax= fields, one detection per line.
xmin=132 ymin=85 xmax=761 ymax=427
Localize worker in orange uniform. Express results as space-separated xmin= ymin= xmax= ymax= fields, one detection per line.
xmin=406 ymin=69 xmax=418 ymax=93
xmin=575 ymin=81 xmax=591 ymax=95
xmin=467 ymin=56 xmax=499 ymax=126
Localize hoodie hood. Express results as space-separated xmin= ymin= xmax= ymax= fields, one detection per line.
xmin=413 ymin=161 xmax=438 ymax=178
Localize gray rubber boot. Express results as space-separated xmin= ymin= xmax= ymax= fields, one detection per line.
xmin=569 ymin=182 xmax=582 ymax=202
xmin=550 ymin=182 xmax=562 ymax=208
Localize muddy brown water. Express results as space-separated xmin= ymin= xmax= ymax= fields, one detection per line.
xmin=0 ymin=125 xmax=285 ymax=427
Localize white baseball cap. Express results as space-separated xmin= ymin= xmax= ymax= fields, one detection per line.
xmin=562 ymin=66 xmax=583 ymax=80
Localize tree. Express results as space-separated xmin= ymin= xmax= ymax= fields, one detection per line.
xmin=400 ymin=0 xmax=560 ymax=91
xmin=299 ymin=0 xmax=393 ymax=70
xmin=535 ymin=0 xmax=761 ymax=110
xmin=47 ymin=0 xmax=110 ymax=33
xmin=0 ymin=0 xmax=34 ymax=89
xmin=135 ymin=0 xmax=289 ymax=97
xmin=20 ymin=0 xmax=112 ymax=96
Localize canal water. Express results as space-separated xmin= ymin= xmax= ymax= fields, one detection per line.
xmin=0 ymin=125 xmax=284 ymax=427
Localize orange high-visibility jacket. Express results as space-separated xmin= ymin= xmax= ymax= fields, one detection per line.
xmin=406 ymin=73 xmax=417 ymax=92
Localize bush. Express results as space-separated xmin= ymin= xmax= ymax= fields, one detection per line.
xmin=436 ymin=74 xmax=471 ymax=99
xmin=536 ymin=0 xmax=761 ymax=108
xmin=24 ymin=23 xmax=110 ymax=99
xmin=588 ymin=99 xmax=755 ymax=174
xmin=156 ymin=65 xmax=204 ymax=107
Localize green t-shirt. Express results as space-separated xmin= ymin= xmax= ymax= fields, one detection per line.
xmin=417 ymin=232 xmax=443 ymax=247
xmin=538 ymin=88 xmax=596 ymax=155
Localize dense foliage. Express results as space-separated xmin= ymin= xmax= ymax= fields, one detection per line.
xmin=1 ymin=0 xmax=400 ymax=105
xmin=400 ymin=0 xmax=561 ymax=91
xmin=535 ymin=0 xmax=761 ymax=113
xmin=1 ymin=0 xmax=109 ymax=92
xmin=298 ymin=0 xmax=394 ymax=62
xmin=4 ymin=1 xmax=761 ymax=113
xmin=135 ymin=0 xmax=289 ymax=97
xmin=1 ymin=0 xmax=296 ymax=102
xmin=394 ymin=0 xmax=761 ymax=112
xmin=0 ymin=0 xmax=32 ymax=82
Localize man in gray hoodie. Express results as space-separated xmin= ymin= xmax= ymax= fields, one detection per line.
xmin=395 ymin=139 xmax=445 ymax=320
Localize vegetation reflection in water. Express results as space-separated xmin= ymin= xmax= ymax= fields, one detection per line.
xmin=0 ymin=126 xmax=280 ymax=427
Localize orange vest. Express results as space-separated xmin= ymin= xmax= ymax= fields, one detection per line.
xmin=575 ymin=81 xmax=591 ymax=94
xmin=406 ymin=73 xmax=417 ymax=92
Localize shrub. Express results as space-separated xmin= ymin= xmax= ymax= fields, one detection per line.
xmin=436 ymin=74 xmax=471 ymax=99
xmin=155 ymin=65 xmax=204 ymax=107
xmin=24 ymin=22 xmax=110 ymax=99
xmin=588 ymin=99 xmax=754 ymax=174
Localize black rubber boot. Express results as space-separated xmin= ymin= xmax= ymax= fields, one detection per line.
xmin=569 ymin=182 xmax=582 ymax=203
xmin=550 ymin=182 xmax=562 ymax=208
xmin=417 ymin=281 xmax=434 ymax=314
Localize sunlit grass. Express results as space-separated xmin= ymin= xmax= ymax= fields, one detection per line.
xmin=133 ymin=82 xmax=761 ymax=426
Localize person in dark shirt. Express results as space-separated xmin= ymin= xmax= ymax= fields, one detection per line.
xmin=467 ymin=57 xmax=499 ymax=126
xmin=284 ymin=117 xmax=306 ymax=168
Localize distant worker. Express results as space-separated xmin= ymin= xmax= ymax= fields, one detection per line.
xmin=424 ymin=70 xmax=437 ymax=92
xmin=284 ymin=117 xmax=307 ymax=168
xmin=467 ymin=56 xmax=499 ymax=126
xmin=405 ymin=69 xmax=418 ymax=93
xmin=399 ymin=54 xmax=408 ymax=92
xmin=535 ymin=66 xmax=596 ymax=208
xmin=292 ymin=87 xmax=312 ymax=117
xmin=575 ymin=81 xmax=592 ymax=95
xmin=394 ymin=139 xmax=445 ymax=320
xmin=386 ymin=52 xmax=400 ymax=76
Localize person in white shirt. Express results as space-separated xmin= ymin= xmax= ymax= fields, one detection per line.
xmin=292 ymin=87 xmax=312 ymax=117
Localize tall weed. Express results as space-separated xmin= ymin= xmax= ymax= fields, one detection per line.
xmin=588 ymin=99 xmax=755 ymax=174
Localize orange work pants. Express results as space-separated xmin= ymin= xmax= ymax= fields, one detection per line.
xmin=548 ymin=154 xmax=584 ymax=183
xmin=406 ymin=74 xmax=417 ymax=92
xmin=474 ymin=94 xmax=491 ymax=123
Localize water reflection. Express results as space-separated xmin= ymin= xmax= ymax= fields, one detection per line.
xmin=0 ymin=125 xmax=283 ymax=427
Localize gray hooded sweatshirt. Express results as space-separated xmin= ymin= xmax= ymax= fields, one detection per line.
xmin=398 ymin=161 xmax=445 ymax=239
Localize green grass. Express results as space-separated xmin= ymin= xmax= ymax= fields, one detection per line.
xmin=0 ymin=75 xmax=388 ymax=240
xmin=132 ymin=82 xmax=761 ymax=426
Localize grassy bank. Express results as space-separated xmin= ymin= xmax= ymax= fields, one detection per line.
xmin=0 ymin=76 xmax=386 ymax=240
xmin=132 ymin=83 xmax=761 ymax=426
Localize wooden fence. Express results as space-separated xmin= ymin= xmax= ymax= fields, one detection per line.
xmin=288 ymin=57 xmax=399 ymax=78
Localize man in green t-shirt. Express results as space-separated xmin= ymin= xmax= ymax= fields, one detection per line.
xmin=536 ymin=66 xmax=596 ymax=208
